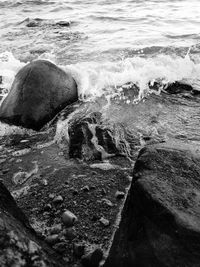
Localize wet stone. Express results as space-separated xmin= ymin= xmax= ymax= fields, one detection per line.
xmin=53 ymin=195 xmax=63 ymax=204
xmin=101 ymin=198 xmax=113 ymax=207
xmin=62 ymin=210 xmax=77 ymax=227
xmin=115 ymin=190 xmax=125 ymax=199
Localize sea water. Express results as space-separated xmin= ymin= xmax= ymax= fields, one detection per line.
xmin=1 ymin=0 xmax=200 ymax=156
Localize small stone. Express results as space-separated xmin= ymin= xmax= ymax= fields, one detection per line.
xmin=41 ymin=179 xmax=48 ymax=186
xmin=49 ymin=193 xmax=55 ymax=199
xmin=115 ymin=190 xmax=125 ymax=199
xmin=53 ymin=195 xmax=63 ymax=204
xmin=0 ymin=159 xmax=6 ymax=164
xmin=45 ymin=234 xmax=59 ymax=245
xmin=99 ymin=217 xmax=110 ymax=227
xmin=62 ymin=210 xmax=77 ymax=227
xmin=50 ymin=224 xmax=62 ymax=234
xmin=101 ymin=198 xmax=113 ymax=207
xmin=16 ymin=159 xmax=22 ymax=163
xmin=43 ymin=203 xmax=52 ymax=211
xmin=20 ymin=140 xmax=29 ymax=143
xmin=101 ymin=188 xmax=106 ymax=195
xmin=81 ymin=248 xmax=103 ymax=267
xmin=73 ymin=242 xmax=85 ymax=258
xmin=82 ymin=185 xmax=90 ymax=192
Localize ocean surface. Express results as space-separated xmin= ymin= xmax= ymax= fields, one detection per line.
xmin=1 ymin=0 xmax=200 ymax=158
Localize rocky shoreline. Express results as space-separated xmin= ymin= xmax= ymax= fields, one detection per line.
xmin=0 ymin=60 xmax=200 ymax=266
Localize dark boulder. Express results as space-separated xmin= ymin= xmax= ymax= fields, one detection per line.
xmin=0 ymin=60 xmax=78 ymax=130
xmin=104 ymin=141 xmax=200 ymax=267
xmin=0 ymin=181 xmax=66 ymax=266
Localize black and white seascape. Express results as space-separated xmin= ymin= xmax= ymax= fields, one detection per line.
xmin=0 ymin=1 xmax=200 ymax=267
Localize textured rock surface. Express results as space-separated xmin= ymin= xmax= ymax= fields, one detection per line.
xmin=0 ymin=60 xmax=78 ymax=130
xmin=0 ymin=181 xmax=66 ymax=267
xmin=104 ymin=141 xmax=200 ymax=267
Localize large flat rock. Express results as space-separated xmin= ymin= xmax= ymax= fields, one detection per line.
xmin=104 ymin=141 xmax=200 ymax=267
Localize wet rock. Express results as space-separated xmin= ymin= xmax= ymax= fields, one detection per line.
xmin=56 ymin=21 xmax=70 ymax=27
xmin=99 ymin=217 xmax=110 ymax=227
xmin=68 ymin=112 xmax=119 ymax=160
xmin=81 ymin=248 xmax=103 ymax=267
xmin=165 ymin=81 xmax=193 ymax=94
xmin=62 ymin=210 xmax=77 ymax=227
xmin=53 ymin=195 xmax=64 ymax=204
xmin=105 ymin=142 xmax=200 ymax=267
xmin=115 ymin=190 xmax=125 ymax=199
xmin=0 ymin=60 xmax=78 ymax=130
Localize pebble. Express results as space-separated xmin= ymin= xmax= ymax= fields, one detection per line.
xmin=99 ymin=217 xmax=110 ymax=227
xmin=41 ymin=179 xmax=48 ymax=186
xmin=101 ymin=198 xmax=113 ymax=207
xmin=81 ymin=248 xmax=103 ymax=267
xmin=115 ymin=190 xmax=125 ymax=199
xmin=101 ymin=188 xmax=106 ymax=195
xmin=53 ymin=195 xmax=63 ymax=204
xmin=62 ymin=210 xmax=77 ymax=227
xmin=49 ymin=193 xmax=55 ymax=200
xmin=73 ymin=242 xmax=85 ymax=258
xmin=82 ymin=185 xmax=90 ymax=192
xmin=0 ymin=159 xmax=6 ymax=164
xmin=45 ymin=234 xmax=59 ymax=245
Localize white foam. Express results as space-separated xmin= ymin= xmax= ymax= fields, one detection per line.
xmin=1 ymin=51 xmax=200 ymax=106
xmin=62 ymin=53 xmax=200 ymax=102
xmin=0 ymin=52 xmax=26 ymax=100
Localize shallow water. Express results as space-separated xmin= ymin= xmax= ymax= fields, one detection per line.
xmin=1 ymin=0 xmax=200 ymax=158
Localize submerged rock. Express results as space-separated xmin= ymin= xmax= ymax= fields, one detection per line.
xmin=68 ymin=112 xmax=119 ymax=160
xmin=105 ymin=142 xmax=200 ymax=267
xmin=0 ymin=60 xmax=78 ymax=130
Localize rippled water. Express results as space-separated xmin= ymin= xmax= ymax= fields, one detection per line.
xmin=1 ymin=0 xmax=200 ymax=157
